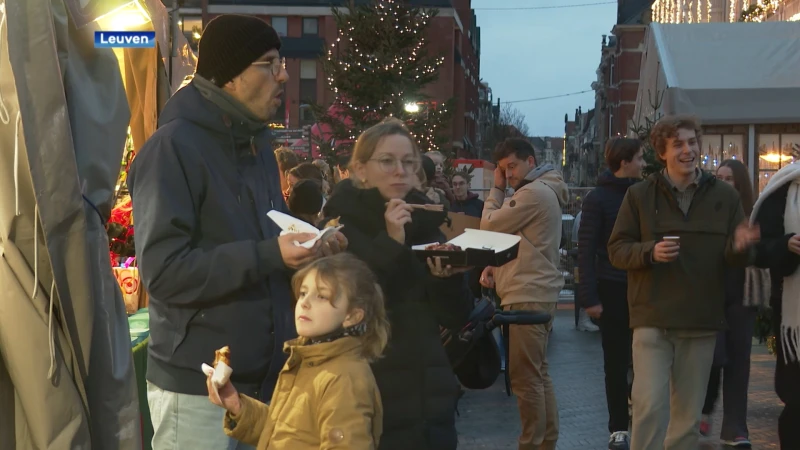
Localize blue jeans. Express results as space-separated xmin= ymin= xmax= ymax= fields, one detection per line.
xmin=147 ymin=382 xmax=256 ymax=450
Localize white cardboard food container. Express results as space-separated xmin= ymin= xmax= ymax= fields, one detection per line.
xmin=267 ymin=210 xmax=343 ymax=249
xmin=411 ymin=229 xmax=521 ymax=267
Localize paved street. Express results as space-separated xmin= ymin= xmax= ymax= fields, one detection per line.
xmin=456 ymin=307 xmax=782 ymax=449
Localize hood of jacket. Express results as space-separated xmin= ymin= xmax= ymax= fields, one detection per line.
xmin=158 ymin=77 xmax=269 ymax=145
xmin=519 ymin=164 xmax=569 ymax=207
xmin=597 ymin=169 xmax=640 ymax=191
xmin=455 ymin=192 xmax=481 ymax=202
xmin=323 ymin=179 xmax=447 ymax=244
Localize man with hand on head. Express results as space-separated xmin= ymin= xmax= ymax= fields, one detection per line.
xmin=128 ymin=15 xmax=346 ymax=450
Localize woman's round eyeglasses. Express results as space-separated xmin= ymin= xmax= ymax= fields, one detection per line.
xmin=252 ymin=57 xmax=286 ymax=76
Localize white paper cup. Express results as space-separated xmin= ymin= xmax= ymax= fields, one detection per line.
xmin=663 ymin=236 xmax=680 ymax=245
xmin=211 ymin=362 xmax=233 ymax=388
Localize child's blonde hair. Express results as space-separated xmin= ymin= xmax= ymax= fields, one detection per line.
xmin=291 ymin=254 xmax=390 ymax=361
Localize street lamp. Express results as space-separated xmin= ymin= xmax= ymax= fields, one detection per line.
xmin=404 ymin=102 xmax=420 ymax=114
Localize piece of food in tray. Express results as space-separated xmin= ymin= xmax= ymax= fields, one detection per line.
xmin=213 ymin=346 xmax=231 ymax=367
xmin=424 ymin=243 xmax=463 ymax=251
xmin=324 ymin=217 xmax=341 ymax=229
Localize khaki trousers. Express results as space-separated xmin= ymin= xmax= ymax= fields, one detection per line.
xmin=507 ymin=302 xmax=559 ymax=450
xmin=630 ymin=327 xmax=716 ymax=450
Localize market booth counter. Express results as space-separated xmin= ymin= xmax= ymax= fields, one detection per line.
xmin=634 ymin=22 xmax=800 ymax=191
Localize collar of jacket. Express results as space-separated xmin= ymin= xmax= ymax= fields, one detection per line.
xmin=282 ymin=336 xmax=364 ymax=367
xmin=653 ymin=168 xmax=715 ymax=193
xmin=193 ymin=75 xmax=267 ymax=137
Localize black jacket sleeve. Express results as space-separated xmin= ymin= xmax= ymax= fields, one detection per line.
xmin=128 ymin=136 xmax=286 ymax=307
xmin=577 ymin=190 xmax=602 ymax=308
xmin=753 ymin=182 xmax=800 ymax=277
xmin=425 ymin=274 xmax=473 ymax=330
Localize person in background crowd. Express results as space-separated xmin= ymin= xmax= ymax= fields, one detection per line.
xmin=751 ymin=162 xmax=800 ymax=449
xmin=285 ymin=162 xmax=325 ymax=200
xmin=425 ymin=150 xmax=456 ymax=205
xmin=322 ymin=118 xmax=473 ymax=450
xmin=127 ymin=15 xmax=347 ymax=450
xmin=287 ymin=179 xmax=325 ymax=226
xmin=312 ymin=158 xmax=333 ymax=196
xmin=420 ymin=155 xmax=451 ymax=209
xmin=274 ymin=146 xmax=299 ymax=199
xmin=450 ymin=171 xmax=484 ymax=217
xmin=578 ymin=137 xmax=645 ymax=450
xmin=571 ymin=196 xmax=600 ymax=333
xmin=336 ymin=155 xmax=351 ymax=182
xmin=700 ymin=159 xmax=757 ymax=448
xmin=479 ymin=138 xmax=569 ymax=450
xmin=209 ymin=254 xmax=389 ymax=450
xmin=607 ymin=115 xmax=759 ymax=450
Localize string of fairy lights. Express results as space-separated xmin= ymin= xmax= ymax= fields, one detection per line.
xmin=650 ymin=0 xmax=788 ymax=23
xmin=323 ymin=0 xmax=450 ymax=153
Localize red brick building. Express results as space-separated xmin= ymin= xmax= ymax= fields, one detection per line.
xmin=176 ymin=0 xmax=482 ymax=156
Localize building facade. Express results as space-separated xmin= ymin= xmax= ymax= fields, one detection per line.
xmin=173 ymin=0 xmax=482 ymax=156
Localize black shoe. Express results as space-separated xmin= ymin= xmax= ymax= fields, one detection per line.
xmin=608 ymin=431 xmax=630 ymax=450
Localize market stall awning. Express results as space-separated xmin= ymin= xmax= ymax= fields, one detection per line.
xmin=634 ymin=22 xmax=800 ymax=125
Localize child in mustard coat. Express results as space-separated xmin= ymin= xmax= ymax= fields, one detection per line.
xmin=206 ymin=253 xmax=390 ymax=449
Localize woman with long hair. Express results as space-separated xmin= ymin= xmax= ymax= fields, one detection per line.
xmin=700 ymin=159 xmax=757 ymax=447
xmin=751 ymin=162 xmax=800 ymax=449
xmin=321 ymin=118 xmax=473 ymax=450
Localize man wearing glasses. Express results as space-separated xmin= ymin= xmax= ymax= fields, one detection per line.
xmin=128 ymin=15 xmax=346 ymax=449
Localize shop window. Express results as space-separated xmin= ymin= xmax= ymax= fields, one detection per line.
xmin=700 ymin=134 xmax=745 ymax=172
xmin=303 ymin=17 xmax=319 ymax=36
xmin=757 ymin=133 xmax=799 ymax=194
xmin=180 ymin=16 xmax=203 ymax=51
xmin=299 ymin=60 xmax=317 ymax=125
xmin=271 ymin=17 xmax=288 ymax=37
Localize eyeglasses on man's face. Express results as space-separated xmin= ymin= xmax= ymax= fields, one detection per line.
xmin=252 ymin=57 xmax=286 ymax=76
xmin=369 ymin=156 xmax=421 ymax=174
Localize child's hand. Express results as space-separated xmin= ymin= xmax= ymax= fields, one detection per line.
xmin=207 ymin=375 xmax=242 ymax=416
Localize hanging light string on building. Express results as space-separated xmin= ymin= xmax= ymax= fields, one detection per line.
xmin=474 ymin=1 xmax=615 ymax=11
xmin=502 ymin=89 xmax=594 ymax=104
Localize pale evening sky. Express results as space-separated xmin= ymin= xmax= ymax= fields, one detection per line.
xmin=472 ymin=0 xmax=617 ymax=137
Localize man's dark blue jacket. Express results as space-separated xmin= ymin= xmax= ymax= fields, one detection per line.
xmin=128 ymin=81 xmax=294 ymax=400
xmin=577 ymin=170 xmax=638 ymax=308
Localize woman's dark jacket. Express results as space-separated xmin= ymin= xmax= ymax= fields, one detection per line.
xmin=322 ymin=180 xmax=473 ymax=450
xmin=753 ymin=181 xmax=800 ymax=405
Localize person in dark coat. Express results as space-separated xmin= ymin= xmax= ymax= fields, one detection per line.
xmin=577 ymin=137 xmax=644 ymax=450
xmin=450 ymin=172 xmax=484 ymax=218
xmin=322 ymin=118 xmax=473 ymax=450
xmin=700 ymin=159 xmax=758 ymax=447
xmin=752 ymin=163 xmax=800 ymax=450
xmin=127 ymin=15 xmax=346 ymax=450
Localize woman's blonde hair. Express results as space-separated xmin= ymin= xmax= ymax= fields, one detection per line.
xmin=291 ymin=253 xmax=390 ymax=361
xmin=349 ymin=118 xmax=420 ymax=187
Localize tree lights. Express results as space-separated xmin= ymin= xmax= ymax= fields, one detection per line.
xmin=310 ymin=0 xmax=454 ymax=166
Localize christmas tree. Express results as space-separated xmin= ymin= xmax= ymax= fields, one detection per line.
xmin=311 ymin=0 xmax=454 ymax=166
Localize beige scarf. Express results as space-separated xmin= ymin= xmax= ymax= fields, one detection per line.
xmin=752 ymin=163 xmax=800 ymax=363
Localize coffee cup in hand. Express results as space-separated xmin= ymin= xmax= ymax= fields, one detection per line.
xmin=663 ymin=236 xmax=680 ymax=245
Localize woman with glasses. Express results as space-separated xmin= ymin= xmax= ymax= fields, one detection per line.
xmin=322 ymin=118 xmax=473 ymax=450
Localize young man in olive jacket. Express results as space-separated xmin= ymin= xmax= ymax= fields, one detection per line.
xmin=607 ymin=115 xmax=759 ymax=450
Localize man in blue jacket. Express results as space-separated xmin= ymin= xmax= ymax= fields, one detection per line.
xmin=577 ymin=137 xmax=645 ymax=450
xmin=128 ymin=15 xmax=345 ymax=449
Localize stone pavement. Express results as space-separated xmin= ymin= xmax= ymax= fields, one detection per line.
xmin=456 ymin=308 xmax=782 ymax=449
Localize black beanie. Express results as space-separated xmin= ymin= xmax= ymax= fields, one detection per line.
xmin=288 ymin=179 xmax=324 ymax=216
xmin=196 ymin=15 xmax=282 ymax=87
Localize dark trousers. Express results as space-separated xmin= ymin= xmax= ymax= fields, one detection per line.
xmin=598 ymin=279 xmax=632 ymax=433
xmin=775 ymin=326 xmax=800 ymax=449
xmin=702 ymin=305 xmax=757 ymax=440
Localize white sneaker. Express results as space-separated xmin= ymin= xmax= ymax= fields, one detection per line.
xmin=577 ymin=309 xmax=600 ymax=332
xmin=608 ymin=431 xmax=630 ymax=450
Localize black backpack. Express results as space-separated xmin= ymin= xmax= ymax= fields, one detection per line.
xmin=441 ymin=295 xmax=502 ymax=390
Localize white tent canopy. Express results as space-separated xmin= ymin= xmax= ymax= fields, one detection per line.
xmin=634 ymin=22 xmax=800 ymax=126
